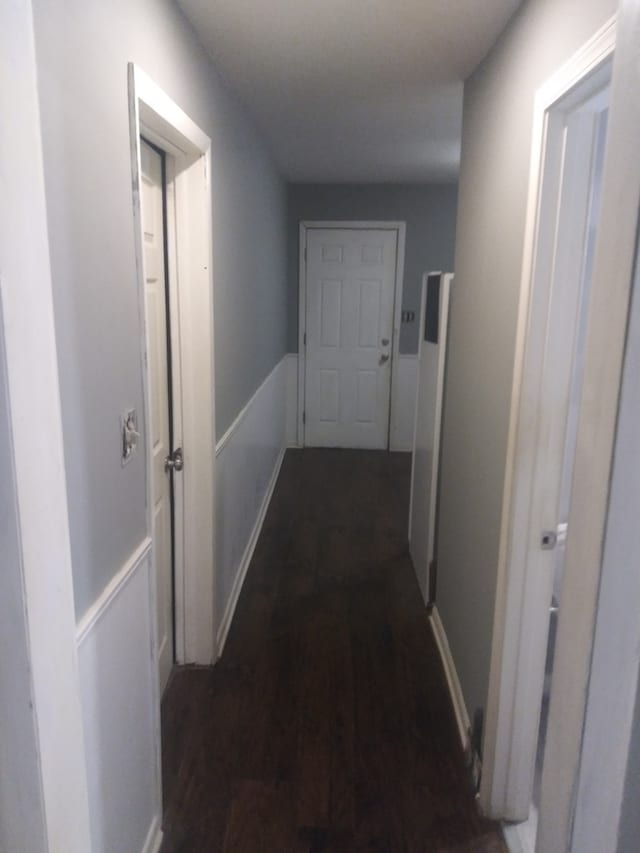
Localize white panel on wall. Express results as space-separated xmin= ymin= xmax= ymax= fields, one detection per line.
xmin=77 ymin=543 xmax=160 ymax=853
xmin=285 ymin=354 xmax=299 ymax=446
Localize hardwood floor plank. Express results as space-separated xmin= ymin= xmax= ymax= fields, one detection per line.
xmin=161 ymin=449 xmax=505 ymax=852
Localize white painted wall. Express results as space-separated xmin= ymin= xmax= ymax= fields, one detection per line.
xmin=215 ymin=356 xmax=289 ymax=652
xmin=31 ymin=0 xmax=288 ymax=618
xmin=436 ymin=0 xmax=618 ymax=726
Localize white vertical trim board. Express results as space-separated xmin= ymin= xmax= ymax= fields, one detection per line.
xmin=129 ymin=63 xmax=217 ymax=667
xmin=430 ymin=605 xmax=472 ymax=756
xmin=215 ymin=356 xmax=289 ymax=654
xmin=297 ymin=221 xmax=407 ymax=449
xmin=77 ymin=541 xmax=162 ymax=853
xmin=390 ymin=355 xmax=419 ymax=452
xmin=0 ymin=3 xmax=92 ymax=850
xmin=481 ymin=16 xmax=616 ymax=828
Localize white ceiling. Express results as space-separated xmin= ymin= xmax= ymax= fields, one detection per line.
xmin=178 ymin=0 xmax=521 ymax=183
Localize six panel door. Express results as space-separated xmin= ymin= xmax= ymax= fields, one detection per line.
xmin=304 ymin=228 xmax=397 ymax=449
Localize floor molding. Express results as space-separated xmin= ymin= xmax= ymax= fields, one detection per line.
xmin=216 ymin=446 xmax=286 ymax=655
xmin=430 ymin=604 xmax=472 ymax=754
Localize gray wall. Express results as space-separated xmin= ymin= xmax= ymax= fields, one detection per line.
xmin=618 ymin=676 xmax=640 ymax=852
xmin=287 ymin=183 xmax=458 ymax=353
xmin=32 ymin=0 xmax=288 ymax=617
xmin=435 ymin=0 xmax=617 ymax=725
xmin=0 ymin=310 xmax=47 ymax=853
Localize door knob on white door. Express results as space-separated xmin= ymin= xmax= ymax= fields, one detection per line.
xmin=379 ymin=353 xmax=390 ymax=365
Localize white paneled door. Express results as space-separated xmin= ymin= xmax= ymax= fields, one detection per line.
xmin=304 ymin=228 xmax=397 ymax=448
xmin=140 ymin=139 xmax=173 ymax=694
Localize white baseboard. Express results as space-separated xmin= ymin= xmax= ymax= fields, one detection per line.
xmin=217 ymin=447 xmax=285 ymax=654
xmin=430 ymin=604 xmax=472 ymax=754
xmin=141 ymin=817 xmax=163 ymax=853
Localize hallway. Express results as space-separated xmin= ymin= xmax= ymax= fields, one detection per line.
xmin=160 ymin=450 xmax=505 ymax=852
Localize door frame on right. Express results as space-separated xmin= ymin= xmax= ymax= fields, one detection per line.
xmin=297 ymin=220 xmax=406 ymax=448
xmin=480 ymin=15 xmax=616 ymax=832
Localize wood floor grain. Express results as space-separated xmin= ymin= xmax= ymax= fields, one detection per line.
xmin=161 ymin=449 xmax=505 ymax=853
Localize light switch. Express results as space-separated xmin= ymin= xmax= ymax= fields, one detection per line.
xmin=121 ymin=408 xmax=139 ymax=465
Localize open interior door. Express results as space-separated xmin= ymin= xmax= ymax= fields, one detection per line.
xmin=409 ymin=272 xmax=453 ymax=605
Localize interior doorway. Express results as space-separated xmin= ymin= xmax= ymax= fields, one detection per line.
xmin=480 ymin=21 xmax=615 ymax=850
xmin=298 ymin=221 xmax=406 ymax=449
xmin=129 ymin=64 xmax=217 ymax=674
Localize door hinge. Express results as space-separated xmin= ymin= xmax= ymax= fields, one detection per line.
xmin=304 ymin=246 xmax=307 ymax=263
xmin=302 ymin=411 xmax=306 ymax=425
xmin=304 ymin=331 xmax=307 ymax=347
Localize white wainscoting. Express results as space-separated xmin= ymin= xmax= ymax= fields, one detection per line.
xmin=285 ymin=353 xmax=299 ymax=446
xmin=284 ymin=352 xmax=417 ymax=451
xmin=390 ymin=355 xmax=419 ymax=451
xmin=76 ymin=538 xmax=162 ymax=853
xmin=215 ymin=355 xmax=288 ymax=653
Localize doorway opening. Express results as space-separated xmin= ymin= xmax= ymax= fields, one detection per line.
xmin=479 ymin=21 xmax=615 ymax=853
xmin=297 ymin=221 xmax=406 ymax=449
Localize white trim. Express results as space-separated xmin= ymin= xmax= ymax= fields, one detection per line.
xmin=141 ymin=816 xmax=163 ymax=853
xmin=390 ymin=354 xmax=419 ymax=452
xmin=481 ymin=15 xmax=616 ymax=825
xmin=216 ymin=448 xmax=286 ymax=654
xmin=216 ymin=358 xmax=284 ymax=456
xmin=430 ymin=605 xmax=471 ymax=755
xmin=0 ymin=3 xmax=92 ymax=848
xmin=76 ymin=538 xmax=153 ymax=645
xmin=128 ymin=64 xmax=217 ymax=667
xmin=297 ymin=220 xmax=407 ymax=448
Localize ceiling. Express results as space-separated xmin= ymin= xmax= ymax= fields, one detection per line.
xmin=178 ymin=0 xmax=521 ymax=183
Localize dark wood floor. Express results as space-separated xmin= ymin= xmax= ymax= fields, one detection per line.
xmin=161 ymin=449 xmax=505 ymax=852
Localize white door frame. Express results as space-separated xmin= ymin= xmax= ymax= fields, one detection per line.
xmin=480 ymin=16 xmax=616 ymax=824
xmin=297 ymin=221 xmax=406 ymax=448
xmin=128 ymin=65 xmax=217 ymax=666
xmin=0 ymin=1 xmax=92 ymax=847
xmin=408 ymin=271 xmax=453 ymax=606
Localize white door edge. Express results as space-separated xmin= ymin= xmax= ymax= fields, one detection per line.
xmin=297 ymin=220 xmax=406 ymax=449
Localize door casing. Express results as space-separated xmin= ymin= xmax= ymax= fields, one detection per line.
xmin=297 ymin=221 xmax=406 ymax=448
xmin=128 ymin=65 xmax=216 ymax=674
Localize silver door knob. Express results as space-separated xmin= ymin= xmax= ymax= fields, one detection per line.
xmin=379 ymin=353 xmax=390 ymax=365
xmin=165 ymin=447 xmax=184 ymax=473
